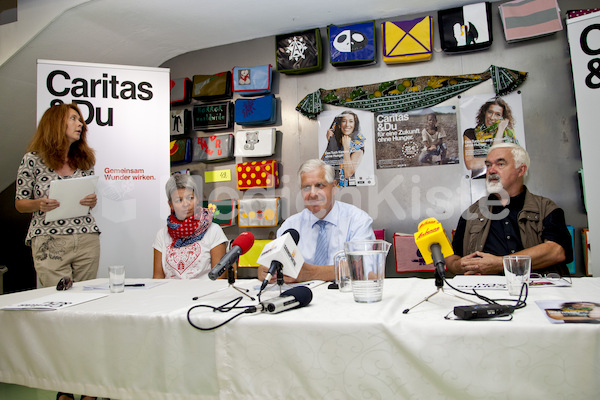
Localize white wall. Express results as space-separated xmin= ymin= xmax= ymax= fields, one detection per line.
xmin=0 ymin=0 xmax=89 ymax=67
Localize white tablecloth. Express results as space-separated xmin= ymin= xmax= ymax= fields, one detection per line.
xmin=1 ymin=277 xmax=599 ymax=400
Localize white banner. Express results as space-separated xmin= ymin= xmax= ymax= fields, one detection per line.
xmin=567 ymin=13 xmax=600 ymax=276
xmin=37 ymin=60 xmax=170 ymax=278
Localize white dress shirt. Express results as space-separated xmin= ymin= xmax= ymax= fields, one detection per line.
xmin=278 ymin=201 xmax=375 ymax=265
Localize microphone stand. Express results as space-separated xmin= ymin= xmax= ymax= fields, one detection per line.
xmin=260 ymin=265 xmax=292 ymax=296
xmin=402 ymin=263 xmax=474 ymax=314
xmin=276 ymin=268 xmax=285 ymax=294
xmin=227 ymin=264 xmax=255 ymax=300
xmin=194 ymin=264 xmax=255 ymax=301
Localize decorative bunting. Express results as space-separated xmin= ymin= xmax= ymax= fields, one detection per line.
xmin=296 ymin=65 xmax=527 ymax=119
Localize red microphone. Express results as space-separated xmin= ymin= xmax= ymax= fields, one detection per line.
xmin=208 ymin=232 xmax=255 ymax=280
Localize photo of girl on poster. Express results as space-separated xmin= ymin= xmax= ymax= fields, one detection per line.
xmin=321 ymin=110 xmax=366 ymax=186
xmin=461 ymin=95 xmax=522 ymax=179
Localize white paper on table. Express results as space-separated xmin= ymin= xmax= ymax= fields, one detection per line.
xmin=1 ymin=292 xmax=107 ymax=311
xmin=83 ymin=281 xmax=168 ymax=291
xmin=449 ymin=275 xmax=507 ymax=290
xmin=45 ymin=175 xmax=99 ymax=222
xmin=450 ymin=275 xmax=571 ymax=290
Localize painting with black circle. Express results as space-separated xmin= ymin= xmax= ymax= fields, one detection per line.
xmin=328 ymin=21 xmax=376 ymax=67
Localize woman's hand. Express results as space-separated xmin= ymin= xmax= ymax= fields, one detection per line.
xmin=494 ymin=119 xmax=509 ymax=142
xmin=80 ymin=193 xmax=97 ymax=208
xmin=341 ymin=134 xmax=351 ymax=151
xmin=326 ymin=128 xmax=334 ymax=141
xmin=39 ymin=198 xmax=60 ymax=212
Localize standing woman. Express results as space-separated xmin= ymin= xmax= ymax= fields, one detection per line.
xmin=15 ymin=103 xmax=100 ymax=289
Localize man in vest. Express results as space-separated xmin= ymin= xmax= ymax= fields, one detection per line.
xmin=446 ymin=143 xmax=572 ymax=275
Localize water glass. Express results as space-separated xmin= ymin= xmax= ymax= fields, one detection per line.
xmin=109 ymin=265 xmax=125 ymax=293
xmin=502 ymin=255 xmax=531 ymax=296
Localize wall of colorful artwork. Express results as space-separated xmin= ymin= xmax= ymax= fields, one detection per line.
xmin=162 ymin=1 xmax=590 ymax=277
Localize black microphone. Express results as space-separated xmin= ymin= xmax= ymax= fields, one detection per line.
xmin=258 ymin=286 xmax=313 ymax=314
xmin=285 ymin=228 xmax=300 ymax=244
xmin=430 ymin=242 xmax=446 ymax=281
xmin=261 ymin=260 xmax=283 ymax=292
xmin=260 ymin=229 xmax=300 ymax=291
xmin=208 ymin=232 xmax=255 ymax=280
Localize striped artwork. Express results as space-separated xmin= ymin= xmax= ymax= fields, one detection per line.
xmin=499 ymin=0 xmax=563 ymax=42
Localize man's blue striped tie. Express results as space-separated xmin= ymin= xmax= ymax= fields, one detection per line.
xmin=313 ymin=219 xmax=330 ymax=265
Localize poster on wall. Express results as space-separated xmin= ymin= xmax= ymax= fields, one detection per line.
xmin=566 ymin=11 xmax=600 ymax=276
xmin=458 ymin=91 xmax=525 ymax=200
xmin=318 ymin=108 xmax=376 ymax=186
xmin=37 ymin=60 xmax=170 ymax=278
xmin=375 ymin=106 xmax=459 ymax=169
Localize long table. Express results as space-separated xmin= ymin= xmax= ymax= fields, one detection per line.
xmin=0 ymin=277 xmax=599 ymax=399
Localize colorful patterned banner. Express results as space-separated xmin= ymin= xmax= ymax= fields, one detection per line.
xmin=296 ymin=65 xmax=527 ymax=119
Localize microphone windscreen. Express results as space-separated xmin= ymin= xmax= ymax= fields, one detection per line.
xmin=283 ymin=228 xmax=300 ymax=244
xmin=413 ymin=218 xmax=454 ymax=264
xmin=232 ymin=232 xmax=255 ymax=254
xmin=281 ymin=286 xmax=313 ymax=308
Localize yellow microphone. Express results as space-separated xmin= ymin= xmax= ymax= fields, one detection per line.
xmin=414 ymin=218 xmax=454 ymax=284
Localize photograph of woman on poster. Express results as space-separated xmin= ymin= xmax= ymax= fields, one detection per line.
xmin=322 ymin=110 xmax=366 ymax=186
xmin=463 ymin=97 xmax=519 ymax=178
xmin=544 ymin=302 xmax=600 ymax=324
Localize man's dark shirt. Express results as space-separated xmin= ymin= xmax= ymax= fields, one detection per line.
xmin=452 ymin=189 xmax=573 ymax=274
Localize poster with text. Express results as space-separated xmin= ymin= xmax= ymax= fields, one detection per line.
xmin=458 ymin=92 xmax=525 ymax=202
xmin=318 ymin=108 xmax=376 ymax=186
xmin=375 ymin=106 xmax=459 ymax=169
xmin=459 ymin=92 xmax=525 ymax=178
xmin=37 ymin=60 xmax=170 ymax=278
xmin=567 ymin=12 xmax=600 ymax=277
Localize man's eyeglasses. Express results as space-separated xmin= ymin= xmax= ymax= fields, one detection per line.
xmin=530 ymin=273 xmax=572 ymax=287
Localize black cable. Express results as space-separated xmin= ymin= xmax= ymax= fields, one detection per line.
xmin=443 ymin=276 xmax=528 ymax=310
xmin=187 ymin=296 xmax=258 ymax=331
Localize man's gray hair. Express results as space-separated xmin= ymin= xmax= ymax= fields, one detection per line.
xmin=165 ymin=174 xmax=200 ymax=202
xmin=297 ymin=159 xmax=335 ymax=184
xmin=489 ymin=142 xmax=530 ymax=171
